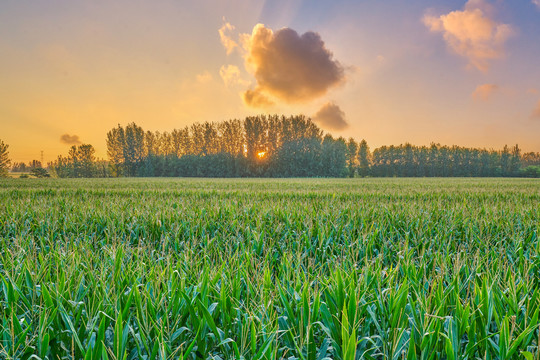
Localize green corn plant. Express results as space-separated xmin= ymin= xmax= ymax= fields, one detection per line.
xmin=0 ymin=178 xmax=538 ymax=359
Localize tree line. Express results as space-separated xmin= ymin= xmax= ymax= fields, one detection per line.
xmin=57 ymin=115 xmax=540 ymax=178
xmin=371 ymin=143 xmax=526 ymax=177
xmin=102 ymin=115 xmax=352 ymax=177
xmin=48 ymin=144 xmax=109 ymax=178
xmin=1 ymin=114 xmax=540 ymax=178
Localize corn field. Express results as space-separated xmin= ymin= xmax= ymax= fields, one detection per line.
xmin=1 ymin=178 xmax=539 ymax=360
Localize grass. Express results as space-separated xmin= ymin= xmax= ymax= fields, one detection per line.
xmin=7 ymin=172 xmax=30 ymax=179
xmin=0 ymin=178 xmax=539 ymax=359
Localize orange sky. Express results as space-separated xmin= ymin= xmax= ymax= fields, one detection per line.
xmin=1 ymin=0 xmax=539 ymax=163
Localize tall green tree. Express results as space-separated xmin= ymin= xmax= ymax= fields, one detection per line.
xmin=522 ymin=152 xmax=540 ymax=167
xmin=244 ymin=116 xmax=269 ymax=176
xmin=274 ymin=138 xmax=322 ymax=177
xmin=509 ymin=144 xmax=521 ymax=176
xmin=106 ymin=125 xmax=125 ymax=177
xmin=49 ymin=144 xmax=99 ymax=178
xmin=11 ymin=162 xmax=27 ymax=173
xmin=500 ymin=145 xmax=511 ymax=176
xmin=68 ymin=146 xmax=80 ymax=177
xmin=346 ymin=138 xmax=358 ymax=178
xmin=78 ymin=144 xmax=97 ymax=177
xmin=358 ymin=139 xmax=370 ymax=177
xmin=106 ymin=123 xmax=145 ymax=177
xmin=123 ymin=123 xmax=145 ymax=176
xmin=0 ymin=140 xmax=10 ymax=177
xmin=321 ymin=135 xmax=347 ymax=177
xmin=219 ymin=120 xmax=244 ymax=156
xmin=28 ymin=160 xmax=42 ymax=170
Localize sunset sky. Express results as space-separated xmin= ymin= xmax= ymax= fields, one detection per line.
xmin=1 ymin=0 xmax=539 ymax=163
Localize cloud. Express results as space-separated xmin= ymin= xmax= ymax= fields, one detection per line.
xmin=532 ymin=101 xmax=540 ymax=119
xmin=465 ymin=0 xmax=494 ymax=14
xmin=241 ymin=24 xmax=345 ymax=106
xmin=423 ymin=0 xmax=513 ymax=71
xmin=196 ymin=71 xmax=212 ymax=84
xmin=472 ymin=83 xmax=498 ymax=101
xmin=533 ymin=0 xmax=540 ymax=10
xmin=220 ymin=65 xmax=249 ymax=87
xmin=313 ymin=102 xmax=348 ymax=131
xmin=242 ymin=88 xmax=274 ymax=108
xmin=219 ymin=21 xmax=238 ymax=55
xmin=60 ymin=134 xmax=81 ymax=145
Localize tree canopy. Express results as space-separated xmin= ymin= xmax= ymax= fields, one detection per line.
xmin=0 ymin=139 xmax=10 ymax=178
xmin=40 ymin=114 xmax=540 ymax=178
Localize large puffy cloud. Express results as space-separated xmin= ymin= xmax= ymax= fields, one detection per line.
xmin=60 ymin=134 xmax=81 ymax=145
xmin=423 ymin=0 xmax=513 ymax=71
xmin=241 ymin=24 xmax=345 ymax=106
xmin=472 ymin=83 xmax=498 ymax=101
xmin=532 ymin=101 xmax=540 ymax=119
xmin=313 ymin=102 xmax=348 ymax=131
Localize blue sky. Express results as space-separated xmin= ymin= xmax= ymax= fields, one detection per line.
xmin=0 ymin=0 xmax=539 ymax=162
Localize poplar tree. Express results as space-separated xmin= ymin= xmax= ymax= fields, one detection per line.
xmin=0 ymin=139 xmax=10 ymax=177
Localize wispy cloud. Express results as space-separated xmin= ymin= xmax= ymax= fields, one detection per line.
xmin=472 ymin=83 xmax=498 ymax=101
xmin=313 ymin=102 xmax=349 ymax=130
xmin=60 ymin=134 xmax=81 ymax=145
xmin=196 ymin=71 xmax=212 ymax=84
xmin=532 ymin=101 xmax=540 ymax=119
xmin=219 ymin=65 xmax=249 ymax=87
xmin=423 ymin=0 xmax=513 ymax=71
xmin=219 ymin=21 xmax=238 ymax=55
xmin=533 ymin=0 xmax=540 ymax=10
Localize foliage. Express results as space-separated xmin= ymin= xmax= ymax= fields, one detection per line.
xmin=48 ymin=144 xmax=109 ymax=178
xmin=106 ymin=123 xmax=147 ymax=177
xmin=0 ymin=139 xmax=10 ymax=177
xmin=358 ymin=139 xmax=370 ymax=177
xmin=346 ymin=138 xmax=359 ymax=178
xmin=0 ymin=178 xmax=539 ymax=359
xmin=371 ymin=143 xmax=528 ymax=177
xmin=11 ymin=160 xmax=46 ymax=174
xmin=102 ymin=117 xmax=538 ymax=178
xmin=30 ymin=115 xmax=540 ymax=179
xmin=105 ymin=115 xmax=348 ymax=178
xmin=30 ymin=167 xmax=50 ymax=178
xmin=520 ymin=166 xmax=540 ymax=178
xmin=11 ymin=162 xmax=28 ymax=173
xmin=28 ymin=159 xmax=42 ymax=170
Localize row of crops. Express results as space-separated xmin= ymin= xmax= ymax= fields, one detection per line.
xmin=1 ymin=178 xmax=539 ymax=359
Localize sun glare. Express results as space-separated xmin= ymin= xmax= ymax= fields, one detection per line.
xmin=257 ymin=151 xmax=266 ymax=158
